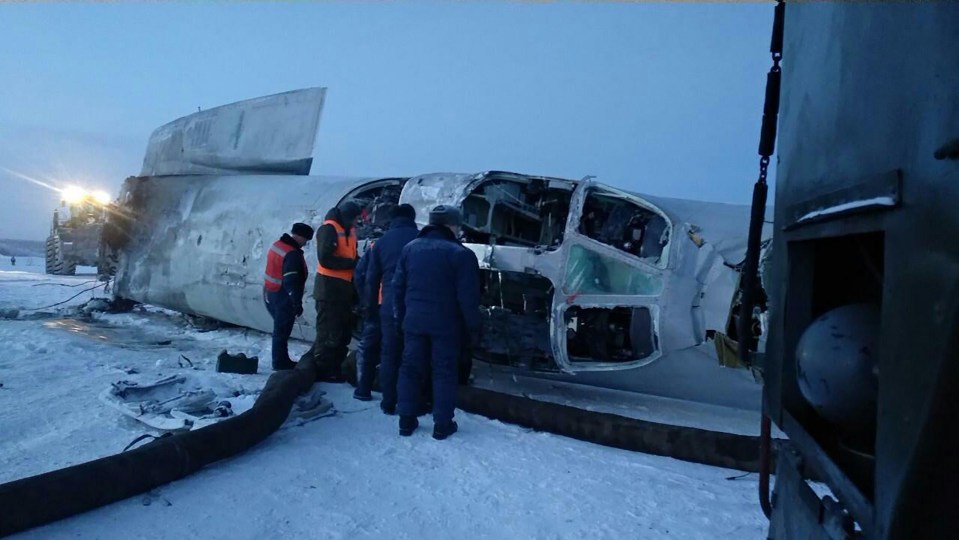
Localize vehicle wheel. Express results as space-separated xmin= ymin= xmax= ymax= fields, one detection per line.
xmin=45 ymin=235 xmax=76 ymax=276
xmin=45 ymin=236 xmax=58 ymax=275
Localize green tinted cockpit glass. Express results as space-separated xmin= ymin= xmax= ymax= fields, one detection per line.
xmin=565 ymin=244 xmax=663 ymax=296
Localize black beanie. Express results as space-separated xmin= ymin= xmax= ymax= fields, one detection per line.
xmin=291 ymin=222 xmax=314 ymax=240
xmin=391 ymin=204 xmax=416 ymax=221
xmin=338 ymin=201 xmax=361 ymax=223
xmin=428 ymin=205 xmax=462 ymax=227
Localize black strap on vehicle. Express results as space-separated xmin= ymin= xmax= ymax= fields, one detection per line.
xmin=741 ymin=0 xmax=786 ymax=522
xmin=737 ymin=0 xmax=785 ymax=368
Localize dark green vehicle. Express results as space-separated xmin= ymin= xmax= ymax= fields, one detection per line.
xmin=737 ymin=2 xmax=959 ymax=538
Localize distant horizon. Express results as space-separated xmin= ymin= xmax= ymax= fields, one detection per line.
xmin=0 ymin=238 xmax=45 ymax=256
xmin=1 ymin=3 xmax=778 ymax=241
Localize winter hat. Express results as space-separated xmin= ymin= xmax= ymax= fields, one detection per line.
xmin=291 ymin=222 xmax=315 ymax=240
xmin=338 ymin=201 xmax=362 ymax=223
xmin=428 ymin=205 xmax=462 ymax=227
xmin=392 ymin=204 xmax=416 ymax=221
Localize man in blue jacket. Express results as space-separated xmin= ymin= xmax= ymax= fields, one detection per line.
xmin=352 ymin=241 xmax=380 ymax=401
xmin=357 ymin=204 xmax=420 ymax=409
xmin=263 ymin=222 xmax=313 ymax=371
xmin=394 ymin=205 xmax=480 ymax=439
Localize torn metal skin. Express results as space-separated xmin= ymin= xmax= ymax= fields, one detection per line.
xmin=401 ymin=171 xmax=772 ymax=372
xmin=106 ymin=89 xmax=772 ymax=409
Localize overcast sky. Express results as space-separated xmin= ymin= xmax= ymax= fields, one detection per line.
xmin=0 ymin=2 xmax=776 ymax=241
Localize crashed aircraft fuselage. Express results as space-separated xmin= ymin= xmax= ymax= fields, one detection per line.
xmin=108 ymin=88 xmax=767 ymax=408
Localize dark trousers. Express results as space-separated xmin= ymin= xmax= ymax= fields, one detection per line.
xmin=379 ymin=308 xmax=401 ymax=409
xmin=264 ymin=292 xmax=296 ymax=368
xmin=356 ymin=306 xmax=381 ymax=394
xmin=310 ymin=275 xmax=355 ymax=377
xmin=313 ymin=300 xmax=353 ymax=376
xmin=398 ymin=331 xmax=460 ymax=424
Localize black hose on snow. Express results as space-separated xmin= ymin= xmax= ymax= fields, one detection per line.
xmin=457 ymin=386 xmax=777 ymax=473
xmin=2 ymin=368 xmax=774 ymax=536
xmin=0 ymin=366 xmax=315 ymax=537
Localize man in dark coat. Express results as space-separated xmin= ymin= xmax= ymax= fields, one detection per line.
xmin=302 ymin=201 xmax=361 ymax=382
xmin=263 ymin=223 xmax=313 ymax=371
xmin=358 ymin=204 xmax=419 ymax=410
xmin=352 ymin=242 xmax=381 ymax=401
xmin=394 ymin=205 xmax=481 ymax=439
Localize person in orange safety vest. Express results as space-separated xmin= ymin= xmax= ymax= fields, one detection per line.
xmin=263 ymin=222 xmax=313 ymax=371
xmin=299 ymin=201 xmax=362 ymax=382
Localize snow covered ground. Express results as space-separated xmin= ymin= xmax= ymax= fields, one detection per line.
xmin=0 ymin=255 xmax=46 ymax=273
xmin=0 ymin=266 xmax=771 ymax=539
xmin=0 ymin=254 xmax=97 ymax=277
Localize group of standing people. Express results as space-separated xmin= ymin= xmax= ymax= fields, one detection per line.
xmin=263 ymin=201 xmax=480 ymax=440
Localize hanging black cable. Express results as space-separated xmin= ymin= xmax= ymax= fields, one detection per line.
xmin=738 ymin=0 xmax=784 ymax=370
xmin=741 ymin=0 xmax=786 ymax=521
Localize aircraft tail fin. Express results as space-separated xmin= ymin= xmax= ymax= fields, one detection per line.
xmin=140 ymin=87 xmax=326 ymax=177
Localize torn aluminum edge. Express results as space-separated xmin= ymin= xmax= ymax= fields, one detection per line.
xmin=398 ymin=172 xmax=753 ymax=374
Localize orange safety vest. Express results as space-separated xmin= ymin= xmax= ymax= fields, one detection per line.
xmin=317 ymin=219 xmax=357 ymax=282
xmin=263 ymin=239 xmax=297 ymax=292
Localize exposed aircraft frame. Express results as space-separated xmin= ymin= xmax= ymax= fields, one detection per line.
xmin=401 ymin=170 xmax=767 ymax=375
xmin=104 ymin=88 xmax=771 ymax=407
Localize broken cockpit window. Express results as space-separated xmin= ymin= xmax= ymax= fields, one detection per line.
xmin=565 ymin=245 xmax=664 ymax=296
xmin=461 ymin=177 xmax=573 ymax=249
xmin=566 ymin=306 xmax=656 ymax=363
xmin=579 ymin=189 xmax=670 ymax=266
xmin=477 ymin=270 xmax=556 ymax=370
xmin=340 ymin=178 xmax=407 ymax=241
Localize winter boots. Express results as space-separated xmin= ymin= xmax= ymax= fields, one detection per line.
xmin=432 ymin=421 xmax=458 ymax=441
xmin=399 ymin=415 xmax=419 ymax=436
xmin=399 ymin=416 xmax=457 ymax=439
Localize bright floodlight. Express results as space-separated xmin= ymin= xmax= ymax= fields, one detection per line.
xmin=61 ymin=186 xmax=86 ymax=204
xmin=93 ymin=190 xmax=112 ymax=205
